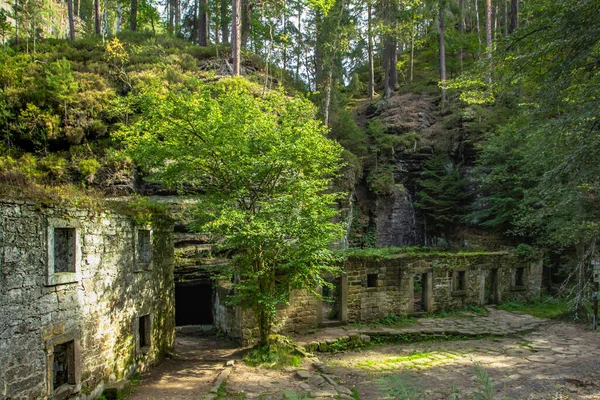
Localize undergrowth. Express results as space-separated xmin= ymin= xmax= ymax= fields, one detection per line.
xmin=497 ymin=296 xmax=570 ymax=320
xmin=243 ymin=335 xmax=304 ymax=369
xmin=342 ymin=246 xmax=508 ymax=260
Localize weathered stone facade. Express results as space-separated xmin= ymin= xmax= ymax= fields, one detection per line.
xmin=343 ymin=252 xmax=542 ymax=322
xmin=215 ymin=252 xmax=542 ymax=343
xmin=0 ymin=200 xmax=175 ymax=400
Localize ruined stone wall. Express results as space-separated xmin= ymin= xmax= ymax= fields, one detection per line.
xmin=0 ymin=200 xmax=175 ymax=400
xmin=214 ymin=251 xmax=542 ymax=342
xmin=214 ymin=284 xmax=319 ymax=345
xmin=343 ymin=252 xmax=542 ymax=322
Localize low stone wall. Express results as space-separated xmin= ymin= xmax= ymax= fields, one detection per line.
xmin=214 ymin=252 xmax=542 ymax=344
xmin=344 ymin=252 xmax=542 ymax=322
xmin=0 ymin=200 xmax=175 ymax=400
xmin=214 ymin=282 xmax=319 ymax=345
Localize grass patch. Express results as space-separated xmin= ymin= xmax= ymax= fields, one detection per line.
xmin=424 ymin=305 xmax=490 ymax=319
xmin=341 ymin=246 xmax=508 ymax=260
xmin=497 ymin=296 xmax=570 ymax=319
xmin=243 ymin=335 xmax=304 ymax=369
xmin=352 ymin=314 xmax=418 ymax=329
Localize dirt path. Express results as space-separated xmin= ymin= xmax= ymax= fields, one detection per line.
xmin=322 ymin=322 xmax=600 ymax=399
xmin=127 ymin=334 xmax=242 ymax=400
xmin=128 ymin=315 xmax=600 ymax=399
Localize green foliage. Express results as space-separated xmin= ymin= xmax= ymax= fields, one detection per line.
xmin=119 ymin=77 xmax=345 ymax=344
xmin=366 ymin=165 xmax=395 ymax=196
xmin=77 ymin=159 xmax=101 ymax=183
xmin=376 ymin=372 xmax=422 ymax=400
xmin=468 ymin=0 xmax=600 ymax=251
xmin=497 ymin=296 xmax=570 ymax=320
xmin=471 ymin=361 xmax=495 ymax=400
xmin=415 ymin=153 xmax=471 ymax=239
xmin=243 ymin=336 xmax=304 ymax=369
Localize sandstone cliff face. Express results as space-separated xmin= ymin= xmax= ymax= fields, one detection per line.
xmin=351 ymin=92 xmax=442 ymax=247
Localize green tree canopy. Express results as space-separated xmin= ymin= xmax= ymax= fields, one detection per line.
xmin=119 ymin=77 xmax=345 ymax=345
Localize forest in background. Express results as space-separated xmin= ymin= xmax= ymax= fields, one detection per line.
xmin=1 ymin=0 xmax=599 ymax=311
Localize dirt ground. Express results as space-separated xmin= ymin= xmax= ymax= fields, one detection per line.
xmin=127 ymin=334 xmax=242 ymax=400
xmin=321 ymin=321 xmax=600 ymax=399
xmin=128 ymin=318 xmax=600 ymax=399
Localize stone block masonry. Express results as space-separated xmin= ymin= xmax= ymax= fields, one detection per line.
xmin=0 ymin=199 xmax=175 ymax=400
xmin=215 ymin=251 xmax=542 ymax=344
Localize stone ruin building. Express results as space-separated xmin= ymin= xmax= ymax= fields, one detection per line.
xmin=0 ymin=198 xmax=543 ymax=399
xmin=212 ymin=253 xmax=542 ymax=344
xmin=0 ymin=199 xmax=175 ymax=400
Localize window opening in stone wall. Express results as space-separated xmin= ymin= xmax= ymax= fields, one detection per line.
xmin=53 ymin=340 xmax=75 ymax=389
xmin=137 ymin=230 xmax=151 ymax=265
xmin=367 ymin=273 xmax=378 ymax=288
xmin=454 ymin=271 xmax=466 ymax=291
xmin=139 ymin=315 xmax=151 ymax=348
xmin=54 ymin=228 xmax=76 ymax=273
xmin=515 ymin=267 xmax=525 ymax=287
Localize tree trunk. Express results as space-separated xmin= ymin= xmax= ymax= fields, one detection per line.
xmin=130 ymin=0 xmax=137 ymax=31
xmin=410 ymin=21 xmax=415 ymax=83
xmin=14 ymin=0 xmax=19 ymax=46
xmin=67 ymin=0 xmax=75 ymax=40
xmin=475 ymin=0 xmax=481 ymax=58
xmin=231 ymin=0 xmax=241 ymax=75
xmin=439 ymin=3 xmax=447 ymax=103
xmin=295 ymin=6 xmax=301 ymax=81
xmin=367 ymin=1 xmax=375 ymax=98
xmin=485 ymin=0 xmax=492 ymax=58
xmin=198 ymin=0 xmax=208 ymax=45
xmin=116 ymin=3 xmax=123 ymax=32
xmin=458 ymin=0 xmax=464 ymax=73
xmin=94 ymin=0 xmax=101 ymax=34
xmin=503 ymin=0 xmax=508 ymax=36
xmin=175 ymin=0 xmax=181 ymax=32
xmin=509 ymin=0 xmax=518 ymax=33
xmin=382 ymin=0 xmax=397 ymax=98
xmin=241 ymin=0 xmax=251 ymax=49
xmin=221 ymin=0 xmax=229 ymax=43
xmin=168 ymin=0 xmax=174 ymax=33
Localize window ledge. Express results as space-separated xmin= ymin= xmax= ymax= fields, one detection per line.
xmin=46 ymin=272 xmax=80 ymax=286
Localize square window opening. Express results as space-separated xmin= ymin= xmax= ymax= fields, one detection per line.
xmin=515 ymin=267 xmax=525 ymax=287
xmin=139 ymin=314 xmax=151 ymax=349
xmin=454 ymin=271 xmax=466 ymax=292
xmin=137 ymin=230 xmax=151 ymax=265
xmin=53 ymin=340 xmax=75 ymax=389
xmin=367 ymin=273 xmax=378 ymax=288
xmin=54 ymin=228 xmax=76 ymax=273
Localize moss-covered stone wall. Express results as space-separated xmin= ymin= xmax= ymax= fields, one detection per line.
xmin=0 ymin=199 xmax=175 ymax=400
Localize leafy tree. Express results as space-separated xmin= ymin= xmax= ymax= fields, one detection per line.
xmin=119 ymin=78 xmax=345 ymax=345
xmin=415 ymin=153 xmax=471 ymax=240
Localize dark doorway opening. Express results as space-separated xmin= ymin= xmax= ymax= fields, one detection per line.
xmin=322 ymin=277 xmax=341 ymax=322
xmin=175 ymin=282 xmax=213 ymax=326
xmin=413 ymin=273 xmax=432 ymax=313
xmin=487 ymin=269 xmax=498 ymax=304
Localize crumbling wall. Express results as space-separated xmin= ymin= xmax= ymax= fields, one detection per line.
xmin=0 ymin=200 xmax=175 ymax=400
xmin=343 ymin=252 xmax=542 ymax=322
xmin=214 ymin=251 xmax=542 ymax=343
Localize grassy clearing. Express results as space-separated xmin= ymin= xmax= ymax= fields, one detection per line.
xmin=497 ymin=297 xmax=570 ymax=319
xmin=357 ymin=350 xmax=456 ymax=371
